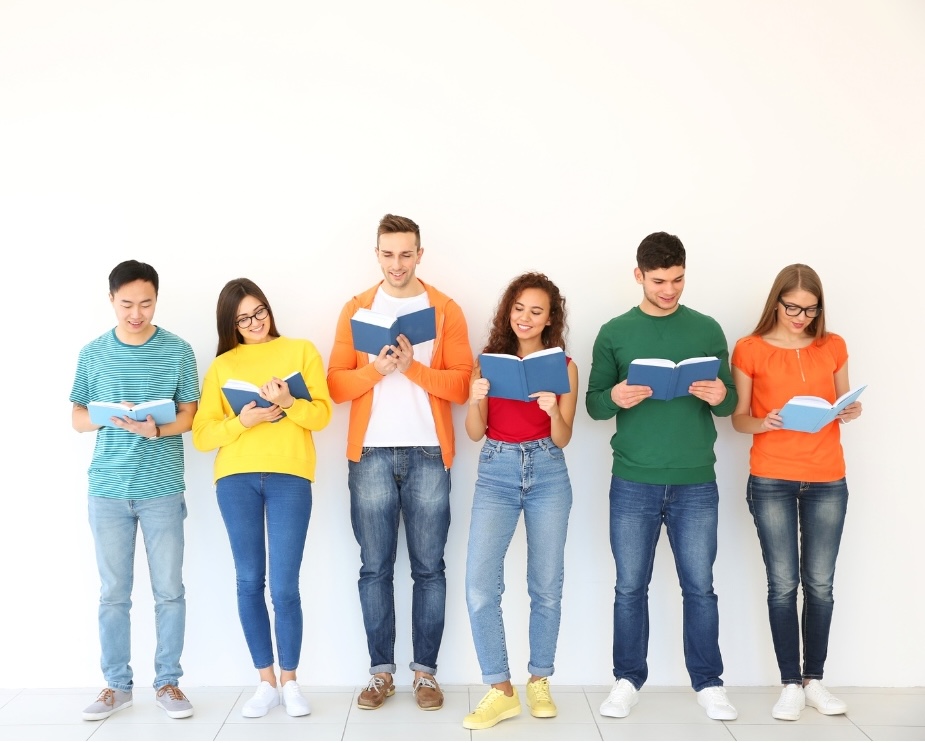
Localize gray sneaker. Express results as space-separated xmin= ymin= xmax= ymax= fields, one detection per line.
xmin=155 ymin=684 xmax=194 ymax=719
xmin=82 ymin=688 xmax=133 ymax=721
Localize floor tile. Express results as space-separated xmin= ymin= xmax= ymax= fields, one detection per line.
xmin=599 ymin=723 xmax=734 ymax=741
xmin=841 ymin=693 xmax=925 ymax=726
xmin=0 ymin=691 xmax=20 ymax=710
xmin=0 ymin=693 xmax=101 ymax=725
xmin=216 ymin=723 xmax=345 ymax=740
xmin=0 ymin=725 xmax=98 ymax=741
xmin=724 ymin=691 xmax=855 ymax=726
xmin=88 ymin=722 xmax=223 ymax=740
xmin=725 ymin=723 xmax=870 ymax=741
xmin=859 ymin=725 xmax=925 ymax=741
xmin=223 ymin=691 xmax=353 ymax=725
xmin=343 ymin=722 xmax=472 ymax=740
xmin=472 ymin=722 xmax=602 ymax=740
xmin=589 ymin=690 xmax=726 ymax=725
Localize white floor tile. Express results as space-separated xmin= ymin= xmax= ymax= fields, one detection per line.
xmin=343 ymin=722 xmax=472 ymax=740
xmin=841 ymin=693 xmax=925 ymax=726
xmin=859 ymin=725 xmax=925 ymax=741
xmin=216 ymin=723 xmax=345 ymax=740
xmin=88 ymin=722 xmax=223 ymax=740
xmin=0 ymin=724 xmax=98 ymax=741
xmin=472 ymin=722 xmax=602 ymax=740
xmin=725 ymin=723 xmax=870 ymax=741
xmin=0 ymin=691 xmax=20 ymax=710
xmin=0 ymin=693 xmax=100 ymax=725
xmin=599 ymin=723 xmax=734 ymax=741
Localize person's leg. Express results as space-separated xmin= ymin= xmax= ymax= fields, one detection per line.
xmin=348 ymin=448 xmax=400 ymax=676
xmin=746 ymin=476 xmax=802 ymax=685
xmin=88 ymin=496 xmax=138 ymax=692
xmin=522 ymin=441 xmax=572 ymax=680
xmin=216 ymin=474 xmax=276 ymax=672
xmin=264 ymin=474 xmax=312 ymax=677
xmin=401 ymin=446 xmax=451 ymax=676
xmin=608 ymin=476 xmax=663 ymax=690
xmin=465 ymin=441 xmax=523 ymax=685
xmin=799 ymin=478 xmax=848 ymax=681
xmin=136 ymin=493 xmax=188 ymax=690
xmin=663 ymin=480 xmax=723 ymax=692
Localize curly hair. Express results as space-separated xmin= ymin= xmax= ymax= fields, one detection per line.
xmin=482 ymin=272 xmax=568 ymax=355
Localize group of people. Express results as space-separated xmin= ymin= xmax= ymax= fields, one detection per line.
xmin=70 ymin=215 xmax=862 ymax=729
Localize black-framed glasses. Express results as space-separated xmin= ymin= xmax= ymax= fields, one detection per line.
xmin=236 ymin=305 xmax=269 ymax=329
xmin=779 ymin=300 xmax=822 ymax=319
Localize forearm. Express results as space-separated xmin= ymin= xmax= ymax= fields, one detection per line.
xmin=465 ymin=401 xmax=487 ymax=441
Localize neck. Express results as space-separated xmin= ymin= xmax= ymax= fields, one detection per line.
xmin=382 ymin=278 xmax=425 ymax=298
xmin=115 ymin=325 xmax=156 ymax=346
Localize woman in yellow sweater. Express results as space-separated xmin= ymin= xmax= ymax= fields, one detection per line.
xmin=193 ymin=278 xmax=332 ymax=718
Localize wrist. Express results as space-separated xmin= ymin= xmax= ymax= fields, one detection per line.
xmin=150 ymin=425 xmax=161 ymax=439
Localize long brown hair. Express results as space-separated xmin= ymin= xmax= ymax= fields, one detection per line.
xmin=751 ymin=263 xmax=827 ymax=340
xmin=483 ymin=272 xmax=568 ymax=355
xmin=215 ymin=278 xmax=281 ymax=356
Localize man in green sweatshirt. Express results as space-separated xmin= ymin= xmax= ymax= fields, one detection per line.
xmin=585 ymin=232 xmax=739 ymax=722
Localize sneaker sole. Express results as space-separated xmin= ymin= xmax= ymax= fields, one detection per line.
xmin=462 ymin=704 xmax=522 ymax=730
xmin=600 ymin=698 xmax=637 ymax=718
xmin=82 ymin=699 xmax=133 ymax=721
xmin=157 ymin=702 xmax=194 ymax=719
xmin=772 ymin=709 xmax=802 ymax=721
xmin=241 ymin=701 xmax=279 ymax=718
xmin=528 ymin=706 xmax=558 ymax=718
xmin=357 ymin=688 xmax=395 ymax=710
xmin=807 ymin=703 xmax=848 ymax=715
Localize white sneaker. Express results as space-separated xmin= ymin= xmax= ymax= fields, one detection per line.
xmin=599 ymin=678 xmax=638 ymax=718
xmin=697 ymin=686 xmax=738 ymax=720
xmin=281 ymin=680 xmax=311 ymax=717
xmin=241 ymin=681 xmax=280 ymax=718
xmin=804 ymin=680 xmax=847 ymax=715
xmin=772 ymin=684 xmax=805 ymax=721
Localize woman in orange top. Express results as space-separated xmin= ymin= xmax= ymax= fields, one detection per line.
xmin=731 ymin=264 xmax=862 ymax=722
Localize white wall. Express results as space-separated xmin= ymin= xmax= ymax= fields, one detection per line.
xmin=1 ymin=0 xmax=922 ymax=690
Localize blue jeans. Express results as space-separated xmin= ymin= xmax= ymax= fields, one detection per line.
xmin=747 ymin=475 xmax=848 ymax=684
xmin=466 ymin=438 xmax=572 ymax=684
xmin=88 ymin=493 xmax=187 ymax=692
xmin=609 ymin=476 xmax=725 ymax=692
xmin=348 ymin=446 xmax=450 ymax=675
xmin=216 ymin=473 xmax=312 ymax=672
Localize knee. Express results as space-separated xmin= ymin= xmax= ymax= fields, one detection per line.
xmin=802 ymin=578 xmax=835 ymax=604
xmin=236 ymin=575 xmax=266 ymax=597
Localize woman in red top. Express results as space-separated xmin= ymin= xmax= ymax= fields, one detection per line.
xmin=731 ymin=264 xmax=862 ymax=722
xmin=461 ymin=272 xmax=579 ymax=731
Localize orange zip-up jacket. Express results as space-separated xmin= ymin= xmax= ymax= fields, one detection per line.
xmin=327 ymin=280 xmax=472 ymax=468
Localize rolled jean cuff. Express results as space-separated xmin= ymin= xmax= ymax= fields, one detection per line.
xmin=528 ymin=663 xmax=555 ymax=678
xmin=409 ymin=661 xmax=437 ymax=675
xmin=369 ymin=663 xmax=397 ymax=675
xmin=107 ymin=682 xmax=133 ymax=693
xmin=693 ymin=681 xmax=724 ymax=693
xmin=782 ymin=677 xmax=803 ymax=685
xmin=482 ymin=671 xmax=512 ymax=685
xmin=153 ymin=678 xmax=179 ymax=690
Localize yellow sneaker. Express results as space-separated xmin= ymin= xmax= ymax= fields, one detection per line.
xmin=462 ymin=687 xmax=522 ymax=730
xmin=526 ymin=677 xmax=557 ymax=718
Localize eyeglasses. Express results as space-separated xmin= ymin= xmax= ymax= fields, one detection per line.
xmin=778 ymin=300 xmax=822 ymax=319
xmin=236 ymin=305 xmax=269 ymax=329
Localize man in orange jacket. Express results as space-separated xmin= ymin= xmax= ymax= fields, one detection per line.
xmin=327 ymin=214 xmax=472 ymax=713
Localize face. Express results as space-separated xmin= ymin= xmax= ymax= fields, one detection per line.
xmin=376 ymin=232 xmax=422 ymax=296
xmin=776 ymin=289 xmax=819 ymax=336
xmin=235 ymin=295 xmax=272 ymax=344
xmin=509 ymin=287 xmax=552 ymax=348
xmin=110 ymin=279 xmax=157 ymax=344
xmin=635 ymin=265 xmax=685 ymax=316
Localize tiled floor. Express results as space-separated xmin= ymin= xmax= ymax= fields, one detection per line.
xmin=0 ymin=685 xmax=922 ymax=741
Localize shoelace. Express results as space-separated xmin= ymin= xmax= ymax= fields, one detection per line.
xmin=96 ymin=688 xmax=116 ymax=705
xmin=778 ymin=685 xmax=803 ymax=704
xmin=158 ymin=684 xmax=187 ymax=701
xmin=607 ymin=681 xmax=633 ymax=702
xmin=414 ymin=677 xmax=438 ymax=692
xmin=530 ymin=679 xmax=551 ymax=702
xmin=474 ymin=689 xmax=504 ymax=712
xmin=365 ymin=676 xmax=387 ymax=692
xmin=809 ymin=684 xmax=837 ymax=705
xmin=702 ymin=687 xmax=728 ymax=703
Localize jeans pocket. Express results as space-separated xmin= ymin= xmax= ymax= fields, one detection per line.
xmin=417 ymin=445 xmax=443 ymax=460
xmin=478 ymin=445 xmax=496 ymax=465
xmin=544 ymin=444 xmax=565 ymax=461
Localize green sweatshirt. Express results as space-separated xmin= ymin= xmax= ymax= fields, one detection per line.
xmin=585 ymin=305 xmax=737 ymax=485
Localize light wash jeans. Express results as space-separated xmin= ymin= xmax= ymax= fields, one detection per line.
xmin=466 ymin=438 xmax=572 ymax=684
xmin=348 ymin=446 xmax=451 ymax=675
xmin=216 ymin=473 xmax=312 ymax=672
xmin=88 ymin=493 xmax=187 ymax=692
xmin=747 ymin=475 xmax=848 ymax=684
xmin=608 ymin=476 xmax=725 ymax=692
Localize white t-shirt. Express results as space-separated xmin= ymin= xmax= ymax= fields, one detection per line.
xmin=363 ymin=288 xmax=440 ymax=447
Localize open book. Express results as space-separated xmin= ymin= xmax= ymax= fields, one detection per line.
xmin=779 ymin=384 xmax=867 ymax=433
xmin=478 ymin=347 xmax=570 ymax=402
xmin=88 ymin=399 xmax=177 ymax=427
xmin=626 ymin=356 xmax=721 ymax=401
xmin=221 ymin=371 xmax=312 ymax=418
xmin=350 ymin=306 xmax=437 ymax=355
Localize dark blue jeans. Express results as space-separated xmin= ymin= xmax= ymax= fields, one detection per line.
xmin=216 ymin=473 xmax=312 ymax=672
xmin=609 ymin=476 xmax=725 ymax=692
xmin=348 ymin=446 xmax=451 ymax=675
xmin=747 ymin=475 xmax=848 ymax=684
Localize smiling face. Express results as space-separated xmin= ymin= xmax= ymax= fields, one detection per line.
xmin=635 ymin=265 xmax=685 ymax=316
xmin=110 ymin=279 xmax=157 ymax=345
xmin=235 ymin=295 xmax=272 ymax=344
xmin=775 ymin=288 xmax=820 ymax=338
xmin=376 ymin=231 xmax=423 ymax=297
xmin=509 ymin=287 xmax=551 ymax=354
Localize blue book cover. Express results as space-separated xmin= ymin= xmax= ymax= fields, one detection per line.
xmin=350 ymin=306 xmax=437 ymax=355
xmin=88 ymin=399 xmax=177 ymax=427
xmin=779 ymin=384 xmax=866 ymax=433
xmin=221 ymin=371 xmax=312 ymax=419
xmin=627 ymin=356 xmax=720 ymax=401
xmin=479 ymin=348 xmax=570 ymax=402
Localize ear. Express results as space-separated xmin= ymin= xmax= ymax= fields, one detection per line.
xmin=416 ymin=247 xmax=424 ymax=264
xmin=634 ymin=267 xmax=644 ymax=284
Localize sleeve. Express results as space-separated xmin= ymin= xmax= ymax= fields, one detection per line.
xmin=830 ymin=333 xmax=849 ymax=372
xmin=282 ymin=341 xmax=333 ymax=432
xmin=709 ymin=320 xmax=738 ymax=418
xmin=326 ymin=300 xmax=384 ymax=404
xmin=70 ymin=348 xmax=90 ymax=406
xmin=585 ymin=324 xmax=621 ymax=421
xmin=731 ymin=336 xmax=755 ymax=377
xmin=191 ymin=361 xmax=247 ymax=452
xmin=403 ymin=299 xmax=472 ymax=404
xmin=177 ymin=342 xmax=200 ymax=404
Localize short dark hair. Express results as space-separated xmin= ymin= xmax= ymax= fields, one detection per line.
xmin=636 ymin=232 xmax=685 ymax=273
xmin=377 ymin=214 xmax=421 ymax=248
xmin=214 ymin=278 xmax=281 ymax=357
xmin=109 ymin=260 xmax=159 ymax=294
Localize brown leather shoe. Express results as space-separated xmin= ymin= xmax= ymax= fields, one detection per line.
xmin=357 ymin=675 xmax=395 ymax=710
xmin=413 ymin=675 xmax=444 ymax=711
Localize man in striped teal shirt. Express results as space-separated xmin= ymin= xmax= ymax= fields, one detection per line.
xmin=70 ymin=260 xmax=199 ymax=721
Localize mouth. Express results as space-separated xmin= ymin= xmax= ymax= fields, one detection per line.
xmin=515 ymin=323 xmax=533 ymax=332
